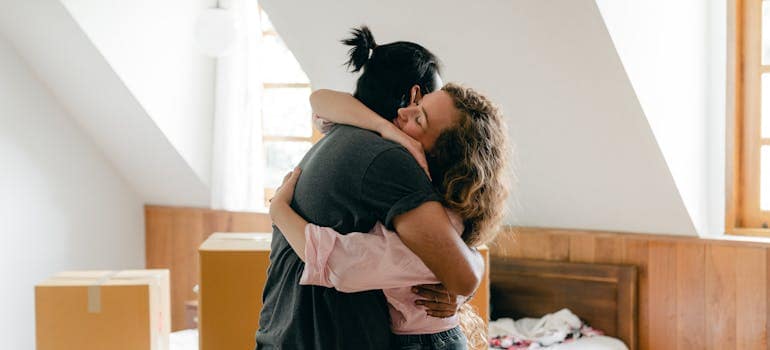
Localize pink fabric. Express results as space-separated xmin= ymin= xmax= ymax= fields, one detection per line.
xmin=300 ymin=209 xmax=466 ymax=335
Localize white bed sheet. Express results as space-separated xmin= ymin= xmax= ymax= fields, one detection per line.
xmin=536 ymin=335 xmax=628 ymax=350
xmin=171 ymin=328 xmax=627 ymax=350
xmin=170 ymin=329 xmax=198 ymax=350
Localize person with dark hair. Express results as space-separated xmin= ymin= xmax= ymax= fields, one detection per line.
xmin=256 ymin=27 xmax=497 ymax=350
xmin=342 ymin=26 xmax=443 ymax=120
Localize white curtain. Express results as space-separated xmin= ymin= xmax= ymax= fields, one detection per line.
xmin=210 ymin=0 xmax=265 ymax=212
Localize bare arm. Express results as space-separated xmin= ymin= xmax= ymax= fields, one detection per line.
xmin=393 ymin=202 xmax=485 ymax=297
xmin=309 ymin=89 xmax=393 ymax=134
xmin=269 ymin=168 xmax=459 ymax=293
xmin=309 ymin=89 xmax=430 ymax=177
xmin=269 ymin=169 xmax=309 ymax=261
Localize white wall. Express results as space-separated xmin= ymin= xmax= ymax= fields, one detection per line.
xmin=0 ymin=0 xmax=210 ymax=207
xmin=60 ymin=0 xmax=217 ymax=186
xmin=595 ymin=0 xmax=726 ymax=236
xmin=262 ymin=0 xmax=697 ymax=235
xmin=707 ymin=0 xmax=727 ymax=237
xmin=0 ymin=35 xmax=144 ymax=349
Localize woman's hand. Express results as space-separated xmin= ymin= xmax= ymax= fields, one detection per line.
xmin=269 ymin=167 xmax=301 ymax=219
xmin=378 ymin=123 xmax=431 ymax=180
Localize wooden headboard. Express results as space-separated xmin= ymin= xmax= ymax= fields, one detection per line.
xmin=490 ymin=257 xmax=637 ymax=350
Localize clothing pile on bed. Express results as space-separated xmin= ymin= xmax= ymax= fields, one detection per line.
xmin=488 ymin=309 xmax=604 ymax=349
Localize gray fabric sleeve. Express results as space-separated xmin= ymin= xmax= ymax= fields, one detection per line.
xmin=361 ymin=147 xmax=443 ymax=231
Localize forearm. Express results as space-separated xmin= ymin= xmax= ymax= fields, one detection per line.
xmin=269 ymin=202 xmax=309 ymax=261
xmin=394 ymin=202 xmax=484 ymax=296
xmin=309 ymin=89 xmax=393 ymax=134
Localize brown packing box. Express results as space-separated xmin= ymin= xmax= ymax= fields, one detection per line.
xmin=198 ymin=232 xmax=272 ymax=350
xmin=35 ymin=269 xmax=170 ymax=350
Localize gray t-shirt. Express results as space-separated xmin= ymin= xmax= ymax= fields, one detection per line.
xmin=256 ymin=125 xmax=442 ymax=349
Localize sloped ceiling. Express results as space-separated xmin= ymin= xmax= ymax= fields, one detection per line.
xmin=261 ymin=0 xmax=697 ymax=235
xmin=0 ymin=0 xmax=209 ymax=206
xmin=595 ymin=0 xmax=716 ymax=236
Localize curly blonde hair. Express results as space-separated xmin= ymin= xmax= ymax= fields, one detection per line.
xmin=429 ymin=83 xmax=510 ymax=247
xmin=427 ymin=83 xmax=510 ymax=347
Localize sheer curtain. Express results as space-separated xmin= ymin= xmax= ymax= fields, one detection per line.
xmin=210 ymin=0 xmax=265 ymax=212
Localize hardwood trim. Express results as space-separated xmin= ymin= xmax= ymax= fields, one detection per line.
xmin=509 ymin=226 xmax=770 ymax=249
xmin=727 ymin=0 xmax=742 ymax=232
xmin=731 ymin=0 xmax=770 ymax=230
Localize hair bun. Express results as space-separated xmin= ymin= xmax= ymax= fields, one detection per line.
xmin=341 ymin=26 xmax=377 ymax=73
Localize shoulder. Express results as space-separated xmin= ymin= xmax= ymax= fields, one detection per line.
xmin=328 ymin=125 xmax=401 ymax=150
xmin=326 ymin=125 xmax=417 ymax=170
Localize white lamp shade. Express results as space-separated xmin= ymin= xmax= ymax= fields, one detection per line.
xmin=194 ymin=8 xmax=240 ymax=57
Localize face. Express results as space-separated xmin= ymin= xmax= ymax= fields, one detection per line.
xmin=393 ymin=88 xmax=459 ymax=152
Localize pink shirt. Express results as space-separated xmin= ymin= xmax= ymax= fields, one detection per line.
xmin=299 ymin=209 xmax=466 ymax=335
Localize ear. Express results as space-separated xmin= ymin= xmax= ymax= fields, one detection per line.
xmin=409 ymin=85 xmax=423 ymax=104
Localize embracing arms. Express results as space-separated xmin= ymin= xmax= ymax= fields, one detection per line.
xmin=269 ymin=168 xmax=481 ymax=297
xmin=309 ymin=89 xmax=430 ymax=178
xmin=393 ymin=202 xmax=484 ymax=297
xmin=307 ymin=89 xmax=484 ymax=297
xmin=309 ymin=89 xmax=393 ymax=136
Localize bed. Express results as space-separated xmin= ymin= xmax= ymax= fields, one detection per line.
xmin=489 ymin=257 xmax=637 ymax=350
xmin=171 ymin=257 xmax=637 ymax=350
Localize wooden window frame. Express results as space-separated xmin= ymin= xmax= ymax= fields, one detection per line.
xmin=728 ymin=0 xmax=770 ymax=235
xmin=257 ymin=8 xmax=321 ymax=207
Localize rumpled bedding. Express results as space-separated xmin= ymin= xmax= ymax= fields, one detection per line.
xmin=488 ymin=309 xmax=627 ymax=350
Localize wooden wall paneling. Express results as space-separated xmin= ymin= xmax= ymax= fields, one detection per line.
xmin=171 ymin=208 xmax=205 ymax=332
xmin=491 ymin=227 xmax=770 ymax=350
xmin=735 ymin=247 xmax=767 ymax=349
xmin=767 ymin=250 xmax=770 ymax=350
xmin=145 ymin=206 xmax=272 ymax=331
xmin=674 ymin=242 xmax=706 ymax=350
xmin=545 ymin=233 xmax=570 ymax=261
xmin=145 ymin=206 xmax=173 ymax=269
xmin=595 ymin=235 xmax=624 ymax=264
xmin=647 ymin=242 xmax=677 ymax=350
xmin=622 ymin=238 xmax=649 ymax=350
xmin=706 ymin=245 xmax=738 ymax=349
xmin=489 ymin=228 xmax=520 ymax=258
xmin=569 ymin=234 xmax=596 ymax=263
xmin=512 ymin=229 xmax=552 ymax=260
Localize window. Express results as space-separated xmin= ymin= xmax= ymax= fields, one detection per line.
xmin=258 ymin=9 xmax=321 ymax=204
xmin=730 ymin=0 xmax=770 ymax=232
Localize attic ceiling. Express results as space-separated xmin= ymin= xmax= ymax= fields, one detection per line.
xmin=261 ymin=0 xmax=698 ymax=235
xmin=0 ymin=0 xmax=210 ymax=207
xmin=0 ymin=0 xmax=705 ymax=235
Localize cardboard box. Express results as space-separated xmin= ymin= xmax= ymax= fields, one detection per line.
xmin=198 ymin=232 xmax=272 ymax=350
xmin=35 ymin=269 xmax=170 ymax=350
